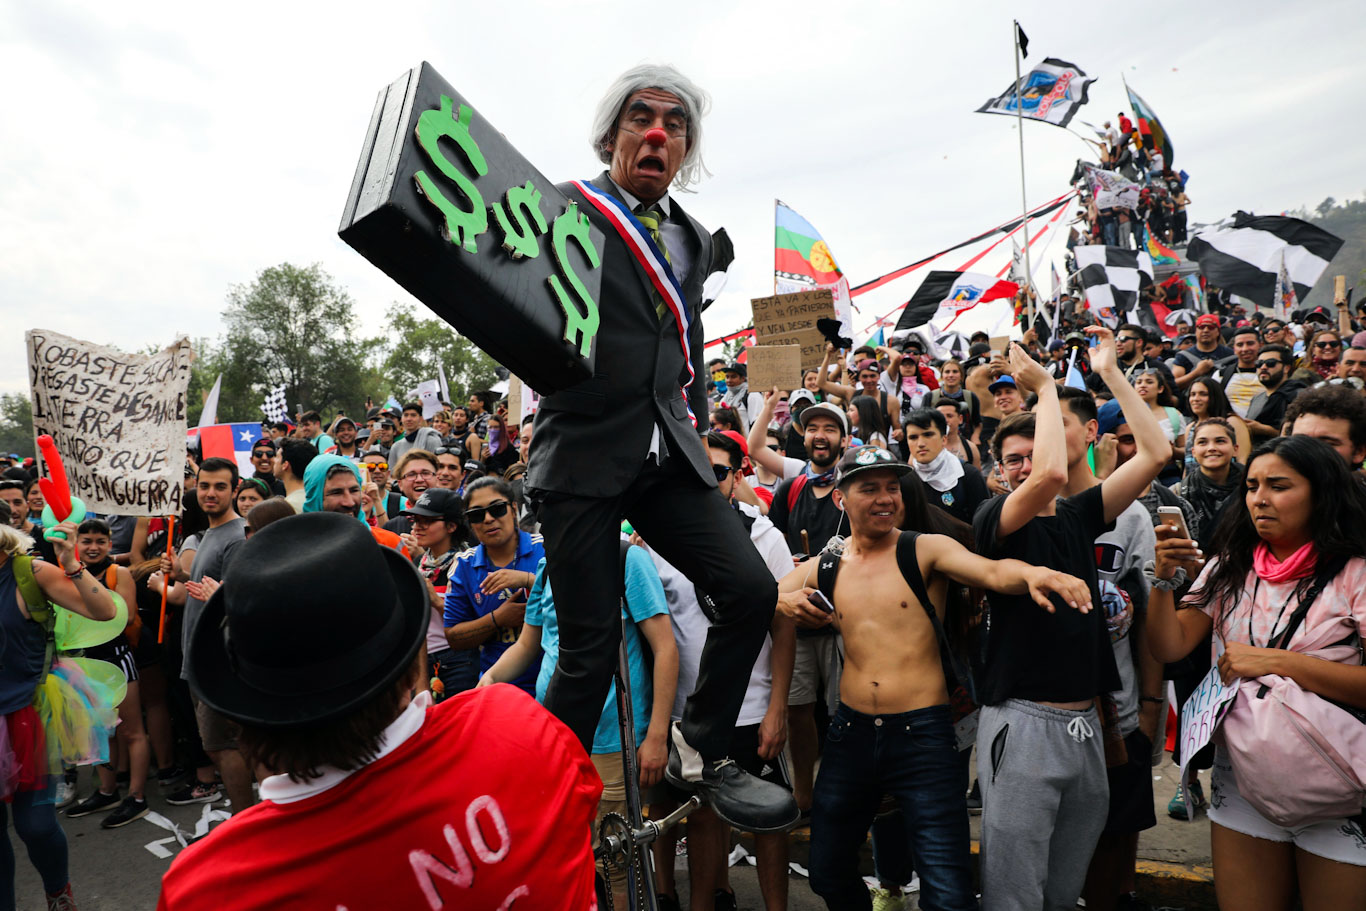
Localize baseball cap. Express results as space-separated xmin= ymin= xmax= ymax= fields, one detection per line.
xmin=724 ymin=362 xmax=746 ymax=377
xmin=713 ymin=430 xmax=754 ymax=476
xmin=1305 ymin=306 xmax=1333 ymax=324
xmin=836 ymin=445 xmax=913 ymax=489
xmin=988 ymin=375 xmax=1018 ymax=393
xmin=1048 ymin=339 xmax=1065 ymax=352
xmin=789 ymin=389 xmax=817 ymax=408
xmin=334 ymin=417 xmax=356 ymax=429
xmin=401 ymin=487 xmax=461 ymax=520
xmin=1195 ymin=314 xmax=1220 ymax=328
xmin=1097 ymin=399 xmax=1129 ymax=436
xmin=855 ymin=359 xmax=879 ymax=373
xmin=798 ymin=402 xmax=849 ymax=435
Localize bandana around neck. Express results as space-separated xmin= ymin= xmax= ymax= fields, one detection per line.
xmin=1253 ymin=540 xmax=1317 ymax=584
xmin=912 ymin=448 xmax=965 ymax=492
xmin=804 ymin=462 xmax=837 ymax=487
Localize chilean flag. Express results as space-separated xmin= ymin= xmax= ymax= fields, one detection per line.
xmin=192 ymin=423 xmax=265 ymax=479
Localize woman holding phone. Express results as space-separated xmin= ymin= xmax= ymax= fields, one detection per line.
xmin=1147 ymin=435 xmax=1366 ymax=910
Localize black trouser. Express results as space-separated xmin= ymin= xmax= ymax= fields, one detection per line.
xmin=539 ymin=457 xmax=777 ymax=761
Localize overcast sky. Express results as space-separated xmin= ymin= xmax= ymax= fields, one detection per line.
xmin=3 ymin=0 xmax=1363 ymax=401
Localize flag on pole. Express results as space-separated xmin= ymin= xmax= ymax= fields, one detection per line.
xmin=1186 ymin=212 xmax=1343 ymax=307
xmin=1124 ymin=79 xmax=1174 ymax=166
xmin=1074 ymin=246 xmax=1154 ymax=327
xmin=197 ymin=374 xmax=222 ymax=429
xmin=1015 ymin=22 xmax=1029 ymax=59
xmin=894 ymin=271 xmax=1021 ymax=331
xmin=438 ymin=364 xmax=451 ymax=406
xmin=775 ymin=200 xmax=843 ymax=290
xmin=863 ymin=327 xmax=886 ymax=349
xmin=977 ymin=58 xmax=1097 ymax=128
xmin=196 ymin=423 xmax=265 ymax=479
xmin=1143 ymin=224 xmax=1180 ymax=265
xmin=1065 ymin=349 xmax=1087 ymax=390
xmin=259 ymin=384 xmax=288 ymax=423
xmin=1272 ymin=250 xmax=1298 ymax=320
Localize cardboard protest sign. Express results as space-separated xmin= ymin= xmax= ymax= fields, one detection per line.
xmin=27 ymin=330 xmax=192 ymax=516
xmin=745 ymin=345 xmax=802 ymax=395
xmin=339 ymin=62 xmax=605 ymax=394
xmin=1177 ymin=646 xmax=1238 ymax=820
xmin=750 ymin=290 xmax=835 ymax=372
xmin=507 ymin=376 xmax=541 ymax=427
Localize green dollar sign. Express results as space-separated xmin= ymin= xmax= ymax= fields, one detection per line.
xmin=548 ymin=202 xmax=602 ymax=359
xmin=413 ymin=95 xmax=488 ymax=254
xmin=490 ymin=181 xmax=547 ymax=260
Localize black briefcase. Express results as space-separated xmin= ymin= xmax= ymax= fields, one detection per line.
xmin=339 ymin=62 xmax=603 ymax=394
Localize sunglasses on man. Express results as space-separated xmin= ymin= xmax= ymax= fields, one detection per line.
xmin=711 ymin=464 xmax=734 ymax=482
xmin=464 ymin=500 xmax=512 ymax=524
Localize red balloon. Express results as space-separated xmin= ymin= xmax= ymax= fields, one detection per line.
xmin=643 ymin=128 xmax=668 ymax=147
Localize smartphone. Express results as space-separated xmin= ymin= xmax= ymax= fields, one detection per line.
xmin=808 ymin=590 xmax=836 ymax=614
xmin=1157 ymin=506 xmax=1191 ymax=541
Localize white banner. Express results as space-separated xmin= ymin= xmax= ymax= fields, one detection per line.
xmin=27 ymin=329 xmax=193 ymax=516
xmin=1084 ymin=165 xmax=1141 ymax=211
xmin=1176 ymin=640 xmax=1237 ymax=820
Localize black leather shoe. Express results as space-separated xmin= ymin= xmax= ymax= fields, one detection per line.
xmin=665 ymin=742 xmax=798 ymax=833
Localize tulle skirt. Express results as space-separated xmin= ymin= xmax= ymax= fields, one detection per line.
xmin=29 ymin=657 xmax=124 ymax=778
xmin=0 ymin=706 xmax=48 ymax=800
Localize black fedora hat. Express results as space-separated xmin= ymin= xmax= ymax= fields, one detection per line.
xmin=187 ymin=512 xmax=427 ymax=727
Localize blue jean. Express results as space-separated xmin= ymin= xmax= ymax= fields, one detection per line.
xmin=428 ymin=647 xmax=476 ymax=700
xmin=810 ymin=703 xmax=976 ymax=911
xmin=870 ymin=747 xmax=972 ymax=887
xmin=0 ymin=780 xmax=67 ymax=907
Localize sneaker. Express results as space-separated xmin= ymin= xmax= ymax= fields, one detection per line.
xmin=157 ymin=765 xmax=190 ymax=789
xmin=66 ymin=790 xmax=120 ymax=818
xmin=45 ymin=883 xmax=76 ymax=911
xmin=713 ymin=889 xmax=737 ymax=911
xmin=54 ymin=779 xmax=77 ymax=810
xmin=1167 ymin=779 xmax=1205 ymax=820
xmin=166 ymin=781 xmax=222 ymax=806
xmin=656 ymin=894 xmax=681 ymax=911
xmin=965 ymin=778 xmax=983 ymax=815
xmin=1190 ymin=778 xmax=1207 ymax=809
xmin=100 ymin=795 xmax=149 ymax=829
xmin=869 ymin=885 xmax=908 ymax=911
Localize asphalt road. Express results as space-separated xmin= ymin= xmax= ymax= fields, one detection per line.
xmin=12 ymin=759 xmax=1212 ymax=910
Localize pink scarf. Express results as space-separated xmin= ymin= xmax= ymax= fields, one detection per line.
xmin=1253 ymin=540 xmax=1318 ymax=583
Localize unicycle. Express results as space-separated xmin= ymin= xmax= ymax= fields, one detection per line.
xmin=594 ymin=617 xmax=701 ymax=911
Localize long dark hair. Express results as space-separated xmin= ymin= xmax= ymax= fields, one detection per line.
xmin=1184 ymin=376 xmax=1233 ymax=419
xmin=1133 ymin=368 xmax=1179 ymax=408
xmin=1187 ymin=436 xmax=1366 ymax=624
xmin=851 ymin=395 xmax=889 ymax=441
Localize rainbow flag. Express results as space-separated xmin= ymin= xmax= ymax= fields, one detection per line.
xmin=775 ymin=200 xmax=843 ymax=290
xmin=1144 ymin=224 xmax=1180 ymax=265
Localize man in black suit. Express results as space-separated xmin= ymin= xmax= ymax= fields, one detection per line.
xmin=525 ymin=64 xmax=795 ymax=833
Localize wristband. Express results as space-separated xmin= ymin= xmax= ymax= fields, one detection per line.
xmin=64 ymin=563 xmax=85 ymax=580
xmin=1143 ymin=561 xmax=1187 ymax=591
xmin=490 ymin=612 xmax=500 ymax=632
xmin=1141 ymin=696 xmax=1163 ymax=705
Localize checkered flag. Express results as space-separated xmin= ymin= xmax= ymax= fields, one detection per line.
xmin=260 ymin=384 xmax=288 ymax=422
xmin=1074 ymin=246 xmax=1153 ymax=328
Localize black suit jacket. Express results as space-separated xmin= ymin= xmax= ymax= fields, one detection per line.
xmin=525 ymin=172 xmax=715 ymax=498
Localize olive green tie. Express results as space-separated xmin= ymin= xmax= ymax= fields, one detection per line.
xmin=635 ymin=204 xmax=670 ymax=320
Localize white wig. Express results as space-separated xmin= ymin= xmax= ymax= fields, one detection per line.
xmin=591 ymin=64 xmax=712 ymax=192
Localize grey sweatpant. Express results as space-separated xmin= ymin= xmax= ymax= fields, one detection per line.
xmin=977 ymin=699 xmax=1109 ymax=911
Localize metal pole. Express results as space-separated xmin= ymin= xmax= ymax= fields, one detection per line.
xmin=612 ymin=619 xmax=658 ymax=911
xmin=1013 ymin=20 xmax=1035 ymax=326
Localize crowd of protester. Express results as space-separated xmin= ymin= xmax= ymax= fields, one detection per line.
xmin=2 ymin=288 xmax=1362 ymax=911
xmin=4 ymin=64 xmax=1365 ymax=911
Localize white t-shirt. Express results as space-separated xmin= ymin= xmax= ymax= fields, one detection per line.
xmin=753 ymin=456 xmax=805 ymax=497
xmin=646 ymin=504 xmax=793 ymax=726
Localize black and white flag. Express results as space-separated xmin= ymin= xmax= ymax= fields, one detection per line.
xmin=1187 ymin=212 xmax=1343 ymax=306
xmin=259 ymin=384 xmax=288 ymax=423
xmin=1074 ymin=246 xmax=1153 ymax=328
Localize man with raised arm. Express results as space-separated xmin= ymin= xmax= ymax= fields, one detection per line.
xmin=972 ymin=331 xmax=1171 ymax=911
xmin=776 ymin=443 xmax=1093 ymax=911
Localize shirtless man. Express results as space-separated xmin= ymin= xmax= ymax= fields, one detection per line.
xmin=777 ymin=444 xmax=1093 ymax=911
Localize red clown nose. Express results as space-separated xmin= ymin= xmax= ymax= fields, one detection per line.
xmin=643 ymin=128 xmax=668 ymax=147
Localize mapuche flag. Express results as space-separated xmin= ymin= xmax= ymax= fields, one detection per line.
xmin=1124 ymin=80 xmax=1173 ymax=166
xmin=894 ymin=271 xmax=1020 ymax=331
xmin=775 ymin=200 xmax=843 ymax=291
xmin=977 ymin=58 xmax=1097 ymax=129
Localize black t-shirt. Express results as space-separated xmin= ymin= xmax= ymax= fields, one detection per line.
xmin=768 ymin=475 xmax=842 ymax=557
xmin=1174 ymin=345 xmax=1234 ymax=373
xmin=252 ymin=471 xmax=286 ymax=497
xmin=971 ymin=484 xmax=1122 ymax=705
xmin=783 ymin=423 xmax=809 ymax=462
xmin=915 ymin=463 xmax=989 ymax=527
